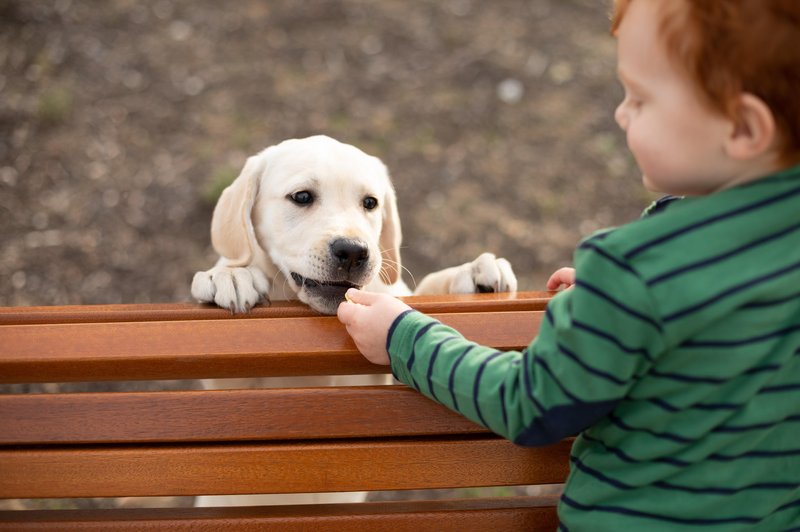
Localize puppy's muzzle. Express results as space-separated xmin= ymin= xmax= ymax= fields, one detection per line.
xmin=330 ymin=238 xmax=369 ymax=275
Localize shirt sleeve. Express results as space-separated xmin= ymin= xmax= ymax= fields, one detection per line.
xmin=387 ymin=238 xmax=666 ymax=446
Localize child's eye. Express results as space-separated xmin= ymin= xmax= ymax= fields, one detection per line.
xmin=624 ymin=93 xmax=643 ymax=109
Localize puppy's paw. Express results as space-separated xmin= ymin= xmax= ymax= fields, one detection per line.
xmin=191 ymin=265 xmax=270 ymax=313
xmin=450 ymin=253 xmax=517 ymax=294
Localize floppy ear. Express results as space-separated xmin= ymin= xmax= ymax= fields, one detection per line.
xmin=379 ymin=182 xmax=403 ymax=285
xmin=210 ymin=153 xmax=268 ymax=267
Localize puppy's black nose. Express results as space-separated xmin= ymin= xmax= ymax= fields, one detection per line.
xmin=330 ymin=239 xmax=369 ymax=272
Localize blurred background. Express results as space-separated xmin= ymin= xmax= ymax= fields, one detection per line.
xmin=0 ymin=0 xmax=651 ymax=308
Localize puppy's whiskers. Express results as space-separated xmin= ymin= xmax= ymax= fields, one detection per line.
xmin=279 ymin=271 xmax=293 ymax=302
xmin=379 ymin=247 xmax=415 ymax=288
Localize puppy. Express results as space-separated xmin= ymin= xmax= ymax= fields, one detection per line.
xmin=191 ymin=135 xmax=516 ymax=507
xmin=192 ymin=135 xmax=516 ymax=315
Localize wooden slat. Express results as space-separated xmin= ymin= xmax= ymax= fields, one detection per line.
xmin=0 ymin=437 xmax=572 ymax=498
xmin=0 ymin=311 xmax=544 ymax=383
xmin=0 ymin=386 xmax=488 ymax=445
xmin=0 ymin=497 xmax=561 ymax=531
xmin=0 ymin=291 xmax=553 ymax=325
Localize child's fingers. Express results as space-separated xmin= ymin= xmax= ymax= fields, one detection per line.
xmin=546 ymin=267 xmax=575 ymax=290
xmin=345 ymin=288 xmax=380 ymax=305
xmin=545 ymin=272 xmax=563 ymax=290
xmin=336 ymin=299 xmax=358 ymax=325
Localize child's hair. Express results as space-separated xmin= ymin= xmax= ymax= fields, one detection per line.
xmin=612 ymin=0 xmax=800 ymax=165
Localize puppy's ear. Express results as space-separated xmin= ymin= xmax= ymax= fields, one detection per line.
xmin=379 ymin=182 xmax=403 ymax=285
xmin=210 ymin=153 xmax=268 ymax=267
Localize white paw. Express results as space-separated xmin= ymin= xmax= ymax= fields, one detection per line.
xmin=450 ymin=253 xmax=517 ymax=294
xmin=191 ymin=265 xmax=270 ymax=313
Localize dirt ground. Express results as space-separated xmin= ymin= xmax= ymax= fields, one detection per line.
xmin=0 ymin=0 xmax=650 ymax=308
xmin=0 ymin=0 xmax=649 ymax=510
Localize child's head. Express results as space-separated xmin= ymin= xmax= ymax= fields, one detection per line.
xmin=611 ymin=0 xmax=800 ymax=195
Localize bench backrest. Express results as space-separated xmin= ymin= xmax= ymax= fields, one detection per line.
xmin=0 ymin=292 xmax=569 ymax=531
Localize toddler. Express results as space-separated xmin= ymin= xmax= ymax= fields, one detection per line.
xmin=338 ymin=0 xmax=800 ymax=529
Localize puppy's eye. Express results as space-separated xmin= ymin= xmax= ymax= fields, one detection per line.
xmin=289 ymin=191 xmax=314 ymax=206
xmin=363 ymin=196 xmax=378 ymax=210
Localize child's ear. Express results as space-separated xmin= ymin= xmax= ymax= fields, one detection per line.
xmin=725 ymin=93 xmax=777 ymax=160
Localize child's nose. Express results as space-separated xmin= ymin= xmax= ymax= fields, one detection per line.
xmin=614 ymin=102 xmax=629 ymax=130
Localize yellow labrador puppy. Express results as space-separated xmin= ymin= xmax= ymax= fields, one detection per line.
xmin=190 ymin=135 xmax=516 ymax=507
xmin=192 ymin=135 xmax=516 ymax=314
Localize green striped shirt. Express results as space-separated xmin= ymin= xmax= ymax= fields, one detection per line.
xmin=387 ymin=165 xmax=800 ymax=530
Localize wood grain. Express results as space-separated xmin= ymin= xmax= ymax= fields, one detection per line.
xmin=0 ymin=311 xmax=544 ymax=383
xmin=0 ymin=437 xmax=572 ymax=498
xmin=0 ymin=386 xmax=489 ymax=445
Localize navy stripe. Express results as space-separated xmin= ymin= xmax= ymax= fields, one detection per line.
xmin=558 ymin=343 xmax=629 ymax=386
xmin=743 ymin=288 xmax=800 ymax=308
xmin=498 ymin=382 xmax=508 ymax=431
xmin=647 ymin=397 xmax=740 ymax=412
xmin=581 ymin=433 xmax=689 ymax=467
xmin=777 ymin=498 xmax=800 ymax=515
xmin=609 ymin=411 xmax=800 ymax=441
xmin=654 ymin=480 xmax=800 ymax=495
xmin=574 ymin=280 xmax=662 ymax=332
xmin=649 ymin=349 xmax=800 ymax=384
xmin=534 ymin=356 xmax=583 ymax=403
xmin=522 ymin=347 xmax=534 ymax=401
xmin=647 ymin=219 xmax=800 ymax=286
xmin=716 ymin=413 xmax=800 ymax=433
xmin=561 ymin=494 xmax=762 ymax=525
xmin=447 ymin=346 xmax=474 ymax=412
xmin=515 ymin=354 xmax=554 ymax=430
xmin=571 ymin=455 xmax=799 ymax=495
xmin=682 ymin=324 xmax=800 ymax=347
xmin=572 ymin=319 xmax=654 ymax=361
xmin=570 ymin=456 xmax=631 ymax=490
xmin=473 ymin=351 xmax=503 ymax=429
xmin=762 ymin=382 xmax=800 ymax=393
xmin=425 ymin=336 xmax=458 ymax=403
xmin=648 ymin=358 xmax=786 ymax=385
xmin=664 ymin=258 xmax=800 ymax=322
xmin=608 ymin=414 xmax=693 ymax=443
xmin=386 ymin=309 xmax=415 ymax=352
xmin=581 ymin=433 xmax=800 ymax=466
xmin=577 ymin=241 xmax=637 ymax=274
xmin=648 ymin=369 xmax=728 ymax=384
xmin=407 ymin=322 xmax=437 ymax=371
xmin=710 ymin=447 xmax=800 ymax=462
xmin=624 ymin=182 xmax=800 ymax=260
xmin=646 ymin=397 xmax=680 ymax=412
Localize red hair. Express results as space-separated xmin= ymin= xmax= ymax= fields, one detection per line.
xmin=612 ymin=0 xmax=800 ymax=164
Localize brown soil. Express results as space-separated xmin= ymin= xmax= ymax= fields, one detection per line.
xmin=0 ymin=0 xmax=649 ymax=308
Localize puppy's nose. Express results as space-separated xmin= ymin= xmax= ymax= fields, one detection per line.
xmin=330 ymin=239 xmax=369 ymax=272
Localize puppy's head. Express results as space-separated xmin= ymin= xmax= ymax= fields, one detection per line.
xmin=210 ymin=135 xmax=402 ymax=314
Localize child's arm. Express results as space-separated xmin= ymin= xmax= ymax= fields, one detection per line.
xmin=339 ymin=249 xmax=663 ymax=445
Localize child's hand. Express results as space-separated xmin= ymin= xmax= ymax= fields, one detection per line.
xmin=337 ymin=289 xmax=413 ymax=365
xmin=546 ymin=267 xmax=576 ymax=291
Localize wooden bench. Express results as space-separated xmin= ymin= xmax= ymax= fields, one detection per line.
xmin=0 ymin=291 xmax=569 ymax=531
